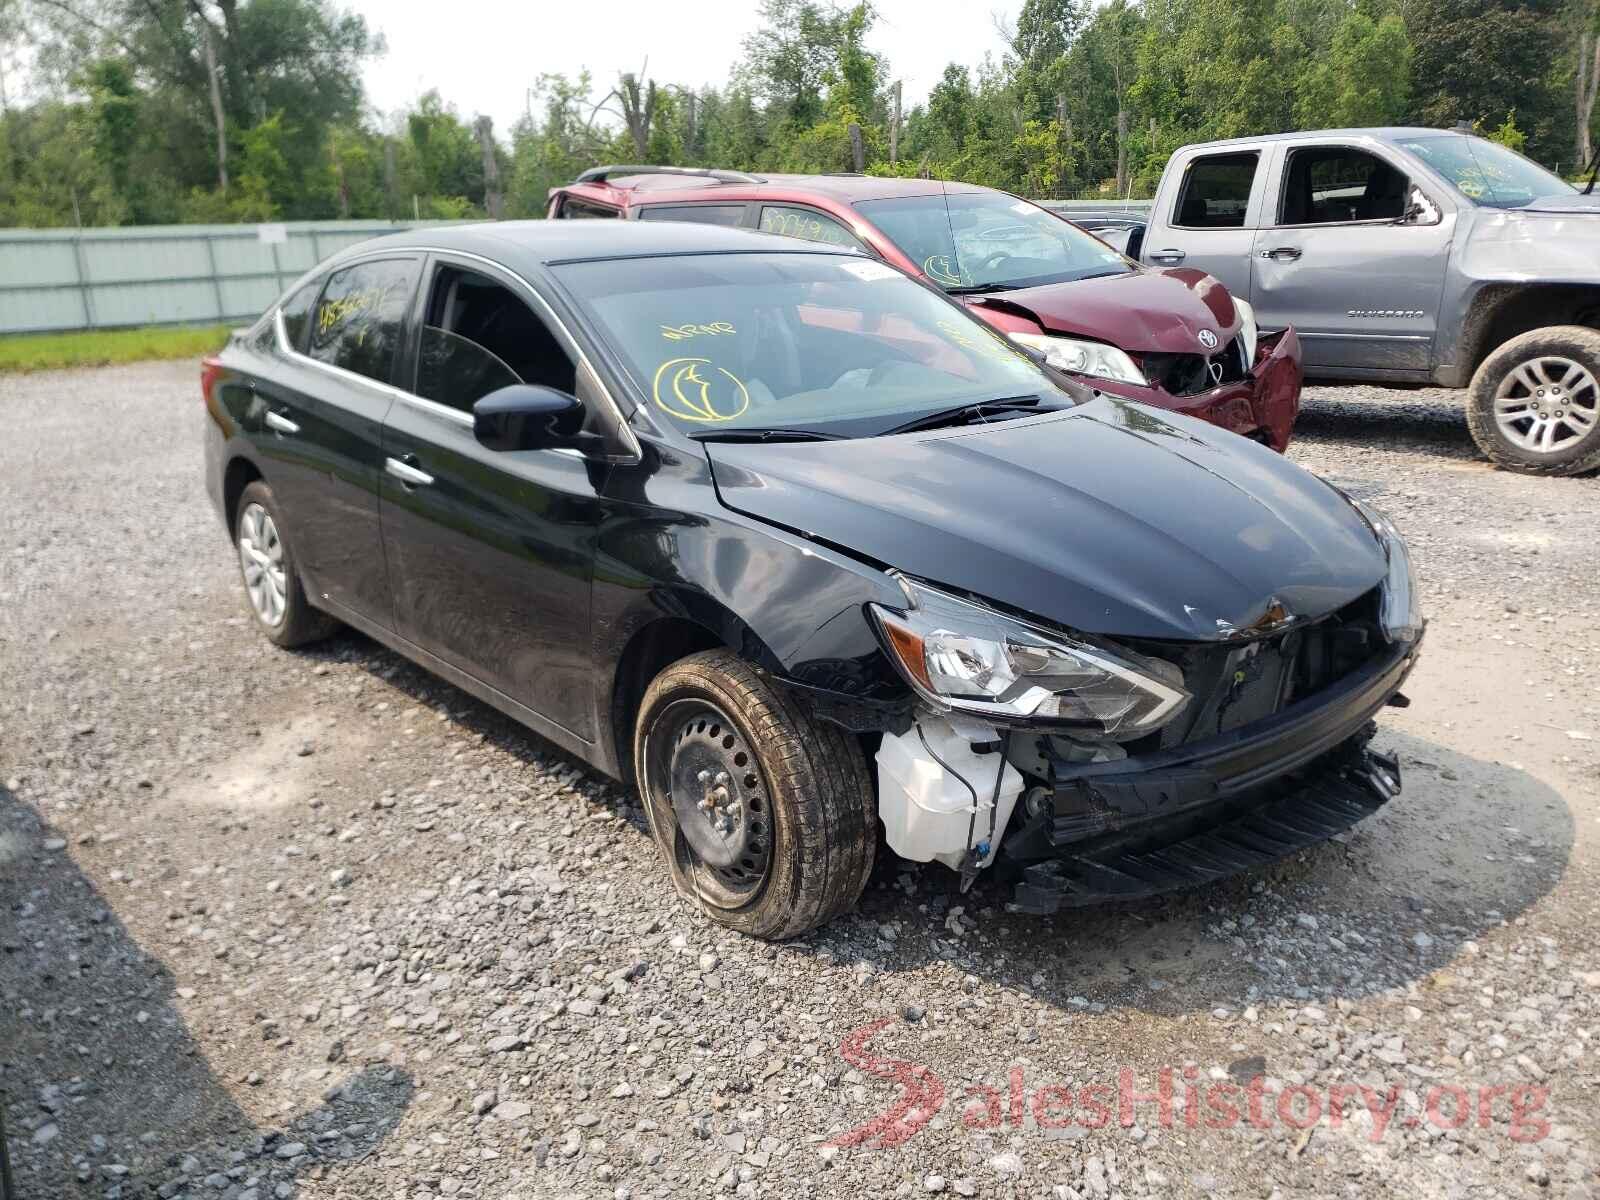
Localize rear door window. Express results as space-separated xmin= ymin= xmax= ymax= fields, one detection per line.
xmin=1173 ymin=152 xmax=1260 ymax=229
xmin=307 ymin=258 xmax=420 ymax=386
xmin=757 ymin=205 xmax=866 ymax=251
xmin=637 ymin=204 xmax=749 ymax=226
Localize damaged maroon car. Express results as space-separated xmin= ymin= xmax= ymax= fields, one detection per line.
xmin=549 ymin=168 xmax=1303 ymax=450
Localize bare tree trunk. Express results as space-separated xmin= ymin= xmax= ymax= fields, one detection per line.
xmin=383 ymin=137 xmax=397 ymax=219
xmin=848 ymin=122 xmax=865 ymax=172
xmin=619 ymin=72 xmax=656 ymax=160
xmin=475 ymin=115 xmax=503 ymax=220
xmin=201 ymin=20 xmax=227 ymax=194
xmin=889 ymin=80 xmax=902 ymax=165
xmin=1116 ymin=108 xmax=1128 ymax=198
xmin=1579 ymin=32 xmax=1600 ymax=167
xmin=333 ymin=157 xmax=349 ymax=218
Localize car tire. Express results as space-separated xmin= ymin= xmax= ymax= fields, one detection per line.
xmin=633 ymin=649 xmax=876 ymax=940
xmin=1466 ymin=325 xmax=1600 ymax=476
xmin=233 ymin=480 xmax=338 ymax=648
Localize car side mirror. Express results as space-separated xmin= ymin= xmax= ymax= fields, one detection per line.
xmin=1399 ymin=186 xmax=1441 ymax=227
xmin=473 ymin=384 xmax=585 ymax=452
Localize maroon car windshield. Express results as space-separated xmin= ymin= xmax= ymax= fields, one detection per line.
xmin=856 ymin=192 xmax=1133 ymax=292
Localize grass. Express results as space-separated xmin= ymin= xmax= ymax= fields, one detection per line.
xmin=0 ymin=324 xmax=233 ymax=373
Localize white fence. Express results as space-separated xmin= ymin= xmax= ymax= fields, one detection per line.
xmin=0 ymin=220 xmax=452 ymax=336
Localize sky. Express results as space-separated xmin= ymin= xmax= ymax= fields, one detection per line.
xmin=348 ymin=0 xmax=1024 ymax=135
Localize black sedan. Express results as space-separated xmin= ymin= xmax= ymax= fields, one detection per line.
xmin=202 ymin=220 xmax=1422 ymax=939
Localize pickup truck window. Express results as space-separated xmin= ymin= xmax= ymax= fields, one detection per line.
xmin=1393 ymin=135 xmax=1572 ymax=210
xmin=1279 ymin=148 xmax=1408 ymax=225
xmin=1173 ymin=152 xmax=1258 ymax=229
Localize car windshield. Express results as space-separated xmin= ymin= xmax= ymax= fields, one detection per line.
xmin=855 ymin=191 xmax=1133 ymax=291
xmin=1394 ymin=135 xmax=1573 ymax=209
xmin=556 ymin=252 xmax=1074 ymax=438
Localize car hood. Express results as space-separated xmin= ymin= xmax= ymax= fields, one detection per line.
xmin=1515 ymin=192 xmax=1600 ymax=214
xmin=705 ymin=399 xmax=1387 ymax=642
xmin=971 ymin=267 xmax=1240 ymax=354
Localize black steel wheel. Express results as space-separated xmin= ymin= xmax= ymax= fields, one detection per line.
xmin=633 ymin=649 xmax=876 ymax=939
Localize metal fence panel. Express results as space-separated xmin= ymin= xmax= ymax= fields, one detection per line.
xmin=0 ymin=220 xmax=463 ymax=335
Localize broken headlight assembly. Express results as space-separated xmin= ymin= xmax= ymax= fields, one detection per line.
xmin=869 ymin=579 xmax=1190 ymax=735
xmin=1347 ymin=497 xmax=1423 ymax=645
xmin=1006 ymin=331 xmax=1149 ymax=387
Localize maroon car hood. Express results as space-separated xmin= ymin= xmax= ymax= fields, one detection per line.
xmin=971 ymin=267 xmax=1241 ymax=354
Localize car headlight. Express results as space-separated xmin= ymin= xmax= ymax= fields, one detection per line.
xmin=1349 ymin=498 xmax=1423 ymax=644
xmin=1007 ymin=331 xmax=1148 ymax=387
xmin=1232 ymin=296 xmax=1258 ymax=366
xmin=869 ymin=578 xmax=1190 ymax=734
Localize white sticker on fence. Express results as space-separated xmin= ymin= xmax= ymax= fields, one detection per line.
xmin=256 ymin=223 xmax=288 ymax=245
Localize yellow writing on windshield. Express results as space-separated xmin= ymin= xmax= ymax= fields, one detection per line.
xmin=923 ymin=254 xmax=965 ymax=287
xmin=937 ymin=318 xmax=1033 ymax=370
xmin=652 ymin=357 xmax=751 ymax=423
xmin=660 ymin=321 xmax=737 ymax=341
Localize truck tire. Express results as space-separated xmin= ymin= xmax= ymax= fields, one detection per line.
xmin=1466 ymin=326 xmax=1600 ymax=476
xmin=633 ymin=649 xmax=876 ymax=940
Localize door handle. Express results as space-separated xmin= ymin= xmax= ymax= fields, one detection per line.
xmin=1149 ymin=248 xmax=1186 ymax=264
xmin=264 ymin=410 xmax=300 ymax=435
xmin=385 ymin=456 xmax=434 ymax=488
xmin=1259 ymin=246 xmax=1302 ymax=261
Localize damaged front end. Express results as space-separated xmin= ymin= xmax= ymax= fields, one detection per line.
xmin=865 ymin=559 xmax=1421 ymax=911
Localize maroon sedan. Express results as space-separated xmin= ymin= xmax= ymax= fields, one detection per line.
xmin=548 ymin=168 xmax=1302 ymax=450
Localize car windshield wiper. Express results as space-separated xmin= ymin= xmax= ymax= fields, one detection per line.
xmin=687 ymin=427 xmax=845 ymax=443
xmin=944 ymin=282 xmax=1024 ymax=295
xmin=877 ymin=395 xmax=1044 ymax=436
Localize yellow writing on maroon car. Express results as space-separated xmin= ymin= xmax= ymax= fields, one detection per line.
xmin=660 ymin=321 xmax=737 ymax=341
xmin=652 ymin=357 xmax=751 ymax=423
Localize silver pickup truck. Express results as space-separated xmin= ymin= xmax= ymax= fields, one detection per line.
xmin=1082 ymin=127 xmax=1600 ymax=476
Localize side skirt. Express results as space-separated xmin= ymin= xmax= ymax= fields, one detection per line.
xmin=315 ymin=596 xmax=615 ymax=780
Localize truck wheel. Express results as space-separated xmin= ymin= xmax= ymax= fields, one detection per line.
xmin=1466 ymin=326 xmax=1600 ymax=476
xmin=633 ymin=649 xmax=876 ymax=940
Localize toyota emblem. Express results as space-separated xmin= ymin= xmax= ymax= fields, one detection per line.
xmin=1198 ymin=329 xmax=1219 ymax=349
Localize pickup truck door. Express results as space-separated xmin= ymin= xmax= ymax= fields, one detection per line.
xmin=1249 ymin=140 xmax=1454 ymax=376
xmin=1142 ymin=144 xmax=1270 ymax=300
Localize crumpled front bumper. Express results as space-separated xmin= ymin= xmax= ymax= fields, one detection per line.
xmin=1089 ymin=327 xmax=1303 ymax=453
xmin=1001 ymin=634 xmax=1419 ymax=914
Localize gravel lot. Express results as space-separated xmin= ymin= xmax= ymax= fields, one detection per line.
xmin=2 ymin=362 xmax=1598 ymax=1200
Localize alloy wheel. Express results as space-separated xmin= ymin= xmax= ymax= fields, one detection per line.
xmin=1493 ymin=355 xmax=1600 ymax=455
xmin=237 ymin=501 xmax=288 ymax=627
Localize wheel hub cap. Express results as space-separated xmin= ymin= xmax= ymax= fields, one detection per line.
xmin=665 ymin=708 xmax=770 ymax=885
xmin=237 ymin=502 xmax=288 ymax=626
xmin=1494 ymin=356 xmax=1600 ymax=455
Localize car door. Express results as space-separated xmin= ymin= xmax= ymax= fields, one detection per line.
xmin=1144 ymin=147 xmax=1267 ymax=299
xmin=1249 ymin=141 xmax=1454 ymax=375
xmin=377 ymin=254 xmax=614 ymax=740
xmin=252 ymin=256 xmax=420 ymax=624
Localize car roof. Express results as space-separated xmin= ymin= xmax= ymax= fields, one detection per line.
xmin=1179 ymin=127 xmax=1467 ymax=151
xmin=334 ymin=219 xmax=854 ymax=276
xmin=563 ymin=172 xmax=995 ymax=209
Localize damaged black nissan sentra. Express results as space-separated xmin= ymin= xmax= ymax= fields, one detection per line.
xmin=203 ymin=221 xmax=1422 ymax=939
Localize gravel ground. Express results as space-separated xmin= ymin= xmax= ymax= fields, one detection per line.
xmin=2 ymin=363 xmax=1598 ymax=1200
